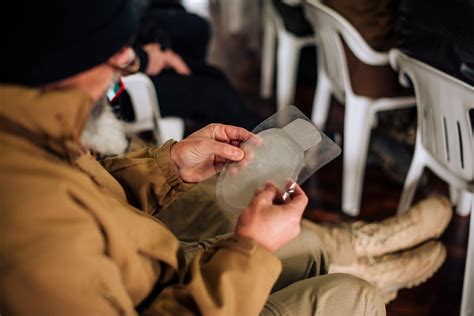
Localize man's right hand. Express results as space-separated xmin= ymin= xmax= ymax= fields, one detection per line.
xmin=235 ymin=183 xmax=308 ymax=252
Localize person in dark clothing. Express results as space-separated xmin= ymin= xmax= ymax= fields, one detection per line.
xmin=116 ymin=2 xmax=261 ymax=134
xmin=138 ymin=2 xmax=210 ymax=62
xmin=396 ymin=0 xmax=474 ymax=131
xmin=397 ymin=0 xmax=474 ymax=86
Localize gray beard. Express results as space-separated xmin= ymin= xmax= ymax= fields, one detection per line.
xmin=80 ymin=96 xmax=129 ymax=156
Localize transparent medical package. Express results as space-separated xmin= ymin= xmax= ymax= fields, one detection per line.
xmin=216 ymin=106 xmax=341 ymax=217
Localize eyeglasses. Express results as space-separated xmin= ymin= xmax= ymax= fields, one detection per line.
xmin=107 ymin=54 xmax=141 ymax=76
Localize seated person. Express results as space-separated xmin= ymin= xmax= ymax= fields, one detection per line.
xmin=397 ymin=0 xmax=474 ymax=130
xmin=397 ymin=0 xmax=474 ymax=86
xmin=0 ymin=0 xmax=450 ymax=314
xmin=115 ymin=0 xmax=261 ymax=133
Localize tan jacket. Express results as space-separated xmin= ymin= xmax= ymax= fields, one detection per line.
xmin=0 ymin=86 xmax=281 ymax=315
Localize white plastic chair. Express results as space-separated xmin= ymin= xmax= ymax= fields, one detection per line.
xmin=389 ymin=50 xmax=474 ymax=215
xmin=304 ymin=0 xmax=416 ymax=215
xmin=219 ymin=0 xmax=261 ymax=50
xmin=260 ymin=0 xmax=316 ymax=111
xmin=121 ymin=73 xmax=184 ymax=144
xmin=390 ymin=49 xmax=474 ymax=316
xmin=220 ymin=0 xmax=245 ymax=34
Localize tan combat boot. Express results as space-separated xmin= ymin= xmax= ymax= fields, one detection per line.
xmin=350 ymin=196 xmax=452 ymax=258
xmin=329 ymin=240 xmax=446 ymax=304
xmin=303 ymin=196 xmax=452 ymax=265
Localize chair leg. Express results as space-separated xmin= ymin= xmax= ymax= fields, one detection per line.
xmin=225 ymin=0 xmax=244 ymax=34
xmin=457 ymin=191 xmax=473 ymax=216
xmin=397 ymin=146 xmax=425 ymax=214
xmin=311 ymin=68 xmax=332 ymax=129
xmin=276 ymin=31 xmax=300 ymax=111
xmin=341 ymin=100 xmax=373 ymax=216
xmin=461 ymin=203 xmax=474 ymax=316
xmin=260 ymin=13 xmax=276 ymax=99
xmin=449 ymin=185 xmax=460 ymax=205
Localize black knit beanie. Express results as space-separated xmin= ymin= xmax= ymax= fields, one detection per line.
xmin=2 ymin=0 xmax=139 ymax=86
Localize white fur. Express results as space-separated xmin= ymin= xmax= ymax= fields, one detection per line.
xmin=80 ymin=103 xmax=129 ymax=156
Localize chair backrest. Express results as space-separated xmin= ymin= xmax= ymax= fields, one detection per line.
xmin=304 ymin=0 xmax=390 ymax=100
xmin=122 ymin=73 xmax=166 ymax=144
xmin=390 ymin=49 xmax=474 ymax=182
xmin=264 ymin=0 xmax=284 ymax=32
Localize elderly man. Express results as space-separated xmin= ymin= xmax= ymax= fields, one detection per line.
xmin=0 ymin=0 xmax=450 ymax=315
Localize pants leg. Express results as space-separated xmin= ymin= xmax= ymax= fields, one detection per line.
xmin=162 ymin=183 xmax=358 ymax=265
xmin=161 ymin=178 xmax=357 ymax=262
xmin=164 ymin=179 xmax=379 ymax=315
xmin=262 ymin=273 xmax=386 ymax=316
xmin=301 ymin=219 xmax=358 ymax=265
xmin=179 ymin=221 xmax=384 ymax=316
xmin=261 ymin=223 xmax=384 ymax=315
xmin=271 ymin=220 xmax=330 ymax=292
xmin=179 ymin=220 xmax=330 ymax=285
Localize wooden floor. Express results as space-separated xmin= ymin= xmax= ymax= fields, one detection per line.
xmin=184 ymin=1 xmax=469 ymax=315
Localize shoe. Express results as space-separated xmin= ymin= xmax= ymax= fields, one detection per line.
xmin=350 ymin=196 xmax=452 ymax=258
xmin=329 ymin=241 xmax=446 ymax=304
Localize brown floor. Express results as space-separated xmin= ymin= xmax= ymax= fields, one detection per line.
xmin=185 ymin=1 xmax=469 ymax=315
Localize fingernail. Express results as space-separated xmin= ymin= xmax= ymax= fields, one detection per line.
xmin=233 ymin=149 xmax=243 ymax=159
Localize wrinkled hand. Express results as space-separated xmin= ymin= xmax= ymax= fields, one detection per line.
xmin=235 ymin=183 xmax=308 ymax=252
xmin=170 ymin=124 xmax=253 ymax=183
xmin=143 ymin=43 xmax=191 ymax=76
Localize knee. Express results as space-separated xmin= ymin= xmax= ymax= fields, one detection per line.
xmin=298 ymin=225 xmax=324 ymax=248
xmin=275 ymin=224 xmax=330 ymax=275
xmin=328 ymin=273 xmax=374 ymax=294
xmin=325 ymin=274 xmax=385 ymax=315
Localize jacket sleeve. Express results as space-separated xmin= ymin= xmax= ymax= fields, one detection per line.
xmin=101 ymin=140 xmax=194 ymax=215
xmin=144 ymin=236 xmax=283 ymax=316
xmin=1 ymin=210 xmax=280 ymax=316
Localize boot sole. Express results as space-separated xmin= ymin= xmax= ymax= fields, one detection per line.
xmin=378 ymin=244 xmax=447 ymax=304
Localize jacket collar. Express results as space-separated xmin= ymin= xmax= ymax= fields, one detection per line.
xmin=0 ymin=84 xmax=94 ymax=159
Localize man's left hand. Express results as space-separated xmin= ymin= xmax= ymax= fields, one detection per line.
xmin=170 ymin=124 xmax=253 ymax=183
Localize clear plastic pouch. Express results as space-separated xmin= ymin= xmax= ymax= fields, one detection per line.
xmin=216 ymin=106 xmax=341 ymax=217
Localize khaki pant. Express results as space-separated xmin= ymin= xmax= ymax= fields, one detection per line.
xmin=162 ymin=181 xmax=386 ymax=315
